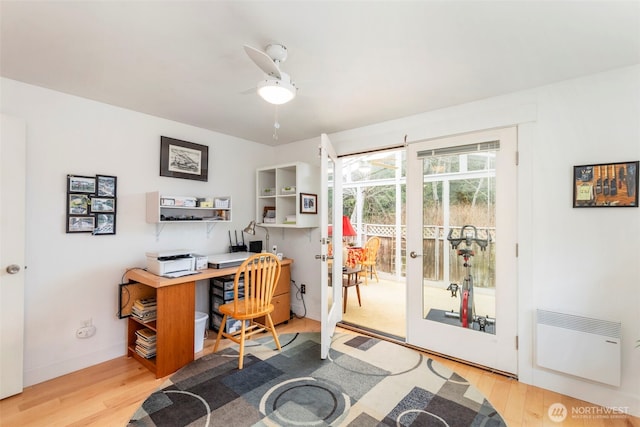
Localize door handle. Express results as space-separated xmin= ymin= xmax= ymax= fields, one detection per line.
xmin=6 ymin=264 xmax=21 ymax=274
xmin=409 ymin=251 xmax=421 ymax=258
xmin=314 ymin=255 xmax=334 ymax=261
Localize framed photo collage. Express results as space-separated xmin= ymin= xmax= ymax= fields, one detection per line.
xmin=66 ymin=174 xmax=117 ymax=235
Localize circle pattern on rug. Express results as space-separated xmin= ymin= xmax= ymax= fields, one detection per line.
xmin=330 ymin=335 xmax=423 ymax=377
xmin=259 ymin=377 xmax=350 ymax=425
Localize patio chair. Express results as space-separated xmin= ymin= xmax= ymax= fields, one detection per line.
xmin=358 ymin=236 xmax=380 ymax=285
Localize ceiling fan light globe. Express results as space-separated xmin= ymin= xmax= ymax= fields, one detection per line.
xmin=257 ymin=79 xmax=296 ymax=105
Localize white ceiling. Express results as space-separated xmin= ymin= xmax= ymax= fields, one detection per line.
xmin=1 ymin=1 xmax=639 ymax=146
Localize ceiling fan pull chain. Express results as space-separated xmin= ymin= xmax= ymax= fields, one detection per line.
xmin=273 ymin=106 xmax=280 ymax=140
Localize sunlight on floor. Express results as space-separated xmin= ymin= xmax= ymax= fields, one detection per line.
xmin=340 ymin=275 xmax=496 ymax=338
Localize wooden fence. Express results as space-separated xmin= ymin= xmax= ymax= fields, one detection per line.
xmin=358 ymin=224 xmax=496 ymax=287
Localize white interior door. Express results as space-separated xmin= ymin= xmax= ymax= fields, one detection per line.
xmin=406 ymin=127 xmax=518 ymax=375
xmin=320 ymin=133 xmax=343 ymax=358
xmin=1 ymin=114 xmax=27 ymax=398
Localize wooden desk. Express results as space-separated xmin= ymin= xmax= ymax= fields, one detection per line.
xmin=124 ymin=258 xmax=293 ymax=378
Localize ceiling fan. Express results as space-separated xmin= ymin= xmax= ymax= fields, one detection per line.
xmin=244 ymin=44 xmax=298 ymax=105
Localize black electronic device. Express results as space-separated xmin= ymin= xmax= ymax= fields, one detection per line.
xmin=249 ymin=241 xmax=263 ymax=253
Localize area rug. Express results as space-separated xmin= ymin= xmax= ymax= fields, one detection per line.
xmin=128 ymin=332 xmax=506 ymax=426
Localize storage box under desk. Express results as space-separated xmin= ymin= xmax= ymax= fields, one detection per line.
xmin=209 ymin=275 xmax=245 ymax=331
xmin=210 ymin=312 xmax=249 ymax=334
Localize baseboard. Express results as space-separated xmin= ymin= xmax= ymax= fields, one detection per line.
xmin=24 ymin=342 xmax=125 ymax=387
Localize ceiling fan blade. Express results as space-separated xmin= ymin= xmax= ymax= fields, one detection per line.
xmin=243 ymin=45 xmax=281 ymax=79
xmin=371 ymin=160 xmax=398 ymax=169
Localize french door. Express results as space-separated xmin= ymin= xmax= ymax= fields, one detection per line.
xmin=406 ymin=127 xmax=518 ymax=374
xmin=319 ymin=134 xmax=343 ymax=358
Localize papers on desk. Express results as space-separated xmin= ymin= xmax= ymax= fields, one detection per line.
xmin=162 ymin=270 xmax=202 ymax=278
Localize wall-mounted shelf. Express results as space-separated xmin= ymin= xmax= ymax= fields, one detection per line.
xmin=256 ymin=162 xmax=319 ymax=228
xmin=146 ymin=192 xmax=231 ymax=238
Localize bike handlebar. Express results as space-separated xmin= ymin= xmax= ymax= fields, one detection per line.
xmin=447 ymin=225 xmax=491 ymax=251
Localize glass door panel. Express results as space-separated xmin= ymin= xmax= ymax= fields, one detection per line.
xmin=320 ymin=133 xmax=342 ymax=358
xmin=406 ymin=127 xmax=518 ymax=375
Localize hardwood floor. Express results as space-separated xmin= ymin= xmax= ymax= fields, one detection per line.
xmin=1 ymin=318 xmax=638 ymax=427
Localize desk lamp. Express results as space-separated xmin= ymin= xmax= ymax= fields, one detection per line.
xmin=243 ymin=220 xmax=270 ymax=252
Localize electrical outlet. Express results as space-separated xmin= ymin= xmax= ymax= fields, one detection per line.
xmin=301 ymin=284 xmax=306 ymax=294
xmin=76 ymin=319 xmax=96 ymax=338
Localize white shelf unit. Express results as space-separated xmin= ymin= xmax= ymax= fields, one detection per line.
xmin=146 ymin=192 xmax=231 ymax=238
xmin=256 ymin=162 xmax=319 ymax=228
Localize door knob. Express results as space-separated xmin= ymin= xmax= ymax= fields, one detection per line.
xmin=6 ymin=264 xmax=21 ymax=274
xmin=409 ymin=251 xmax=421 ymax=258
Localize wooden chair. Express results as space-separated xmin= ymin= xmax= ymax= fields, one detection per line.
xmin=358 ymin=237 xmax=380 ymax=285
xmin=213 ymin=253 xmax=282 ymax=369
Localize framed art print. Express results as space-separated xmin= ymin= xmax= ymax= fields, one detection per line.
xmin=67 ymin=216 xmax=95 ymax=233
xmin=300 ymin=193 xmax=317 ymax=214
xmin=160 ymin=136 xmax=209 ymax=182
xmin=573 ymin=161 xmax=638 ymax=207
xmin=68 ymin=175 xmax=96 ymax=193
xmin=90 ymin=197 xmax=116 ymax=213
xmin=94 ymin=214 xmax=116 ymax=235
xmin=97 ymin=175 xmax=117 ymax=197
xmin=68 ymin=194 xmax=90 ymax=215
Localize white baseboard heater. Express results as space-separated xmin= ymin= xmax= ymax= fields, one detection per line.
xmin=536 ymin=309 xmax=621 ymax=387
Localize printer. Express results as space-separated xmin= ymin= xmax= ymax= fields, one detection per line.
xmin=146 ymin=249 xmax=195 ymax=276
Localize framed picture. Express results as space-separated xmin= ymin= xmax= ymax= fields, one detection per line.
xmin=68 ymin=194 xmax=90 ymax=215
xmin=66 ymin=173 xmax=118 ymax=234
xmin=97 ymin=175 xmax=117 ymax=197
xmin=67 ymin=216 xmax=95 ymax=233
xmin=300 ymin=193 xmax=317 ymax=214
xmin=90 ymin=197 xmax=116 ymax=213
xmin=160 ymin=136 xmax=209 ymax=182
xmin=67 ymin=175 xmax=96 ymax=193
xmin=573 ymin=161 xmax=638 ymax=207
xmin=94 ymin=213 xmax=116 ymax=235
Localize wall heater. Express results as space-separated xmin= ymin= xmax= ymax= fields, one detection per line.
xmin=536 ymin=309 xmax=621 ymax=387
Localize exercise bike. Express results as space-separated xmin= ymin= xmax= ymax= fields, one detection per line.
xmin=446 ymin=225 xmax=493 ymax=330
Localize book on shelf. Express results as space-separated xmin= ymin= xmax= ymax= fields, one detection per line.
xmin=131 ymin=310 xmax=157 ymax=323
xmin=133 ymin=297 xmax=156 ymax=309
xmin=131 ymin=297 xmax=157 ymax=323
xmin=134 ymin=327 xmax=157 ymax=358
xmin=135 ymin=340 xmax=156 ymax=352
xmin=134 ymin=345 xmax=156 ymax=359
xmin=135 ymin=328 xmax=156 ymax=341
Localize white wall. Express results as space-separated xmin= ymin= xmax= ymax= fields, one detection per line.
xmin=275 ymin=65 xmax=640 ymax=414
xmin=1 ymin=78 xmax=274 ymax=386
